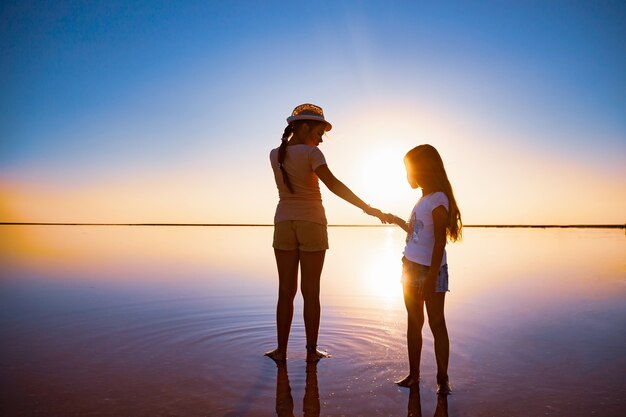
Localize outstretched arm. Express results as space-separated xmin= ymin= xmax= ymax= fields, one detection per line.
xmin=315 ymin=164 xmax=389 ymax=223
xmin=388 ymin=214 xmax=409 ymax=233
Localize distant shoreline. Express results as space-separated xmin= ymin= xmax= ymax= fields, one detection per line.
xmin=0 ymin=222 xmax=624 ymax=229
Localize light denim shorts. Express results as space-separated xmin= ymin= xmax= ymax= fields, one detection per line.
xmin=273 ymin=220 xmax=329 ymax=252
xmin=401 ymin=256 xmax=449 ymax=293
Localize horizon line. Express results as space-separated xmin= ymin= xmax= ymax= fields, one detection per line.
xmin=0 ymin=222 xmax=624 ymax=229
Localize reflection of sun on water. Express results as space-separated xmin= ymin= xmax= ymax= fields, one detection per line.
xmin=364 ymin=228 xmax=403 ymax=304
xmin=364 ymin=253 xmax=402 ymax=299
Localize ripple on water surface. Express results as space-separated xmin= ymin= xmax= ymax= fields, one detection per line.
xmin=2 ymin=294 xmax=433 ymax=416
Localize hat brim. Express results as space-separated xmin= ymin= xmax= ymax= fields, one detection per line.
xmin=286 ymin=115 xmax=332 ymax=131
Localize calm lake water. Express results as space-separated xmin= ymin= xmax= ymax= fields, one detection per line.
xmin=1 ymin=226 xmax=625 ymax=416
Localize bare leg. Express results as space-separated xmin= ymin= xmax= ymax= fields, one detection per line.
xmin=299 ymin=250 xmax=328 ymax=362
xmin=396 ymin=284 xmax=425 ymax=387
xmin=266 ymin=249 xmax=299 ymax=362
xmin=425 ymin=292 xmax=450 ymax=394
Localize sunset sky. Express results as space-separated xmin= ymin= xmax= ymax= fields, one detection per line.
xmin=1 ymin=1 xmax=625 ymax=225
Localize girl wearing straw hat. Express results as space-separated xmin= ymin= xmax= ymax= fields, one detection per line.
xmin=266 ymin=103 xmax=389 ymax=363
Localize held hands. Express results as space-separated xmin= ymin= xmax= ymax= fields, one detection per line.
xmin=384 ymin=212 xmax=408 ymax=229
xmin=363 ymin=205 xmax=392 ymax=224
xmin=386 ymin=214 xmax=405 ymax=226
xmin=364 ymin=206 xmax=406 ymax=226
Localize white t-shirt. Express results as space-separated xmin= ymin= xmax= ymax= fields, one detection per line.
xmin=403 ymin=191 xmax=449 ymax=266
xmin=270 ymin=144 xmax=328 ymax=225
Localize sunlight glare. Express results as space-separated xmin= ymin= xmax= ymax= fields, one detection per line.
xmin=364 ymin=228 xmax=402 ymax=302
xmin=357 ymin=147 xmax=408 ymax=211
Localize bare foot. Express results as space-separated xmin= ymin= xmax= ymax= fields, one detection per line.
xmin=395 ymin=374 xmax=420 ymax=388
xmin=264 ymin=349 xmax=286 ymax=362
xmin=306 ymin=348 xmax=330 ymax=363
xmin=436 ymin=380 xmax=452 ymax=395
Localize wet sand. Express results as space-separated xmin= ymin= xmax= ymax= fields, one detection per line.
xmin=1 ymin=226 xmax=624 ymax=416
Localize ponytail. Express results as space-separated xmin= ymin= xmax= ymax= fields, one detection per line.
xmin=278 ymin=124 xmax=295 ymax=193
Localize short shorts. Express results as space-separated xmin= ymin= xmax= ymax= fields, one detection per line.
xmin=401 ymin=256 xmax=449 ymax=293
xmin=273 ymin=220 xmax=329 ymax=252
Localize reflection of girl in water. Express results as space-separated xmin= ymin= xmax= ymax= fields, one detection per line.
xmin=265 ymin=103 xmax=388 ymax=363
xmin=275 ymin=362 xmax=320 ymax=417
xmin=388 ymin=144 xmax=462 ymax=395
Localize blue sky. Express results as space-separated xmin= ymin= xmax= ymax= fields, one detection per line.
xmin=1 ymin=1 xmax=625 ymax=223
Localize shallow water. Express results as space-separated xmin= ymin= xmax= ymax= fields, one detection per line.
xmin=1 ymin=226 xmax=625 ymax=416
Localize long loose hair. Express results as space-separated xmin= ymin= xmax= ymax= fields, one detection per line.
xmin=404 ymin=144 xmax=462 ymax=241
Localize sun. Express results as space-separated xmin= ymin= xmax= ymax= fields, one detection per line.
xmin=355 ymin=147 xmax=408 ymax=207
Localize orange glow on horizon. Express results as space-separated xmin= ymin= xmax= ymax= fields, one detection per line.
xmin=1 ymin=100 xmax=624 ymax=227
xmin=0 ymin=225 xmax=278 ymax=286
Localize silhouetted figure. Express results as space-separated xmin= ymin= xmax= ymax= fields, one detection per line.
xmin=266 ymin=104 xmax=388 ymax=363
xmin=387 ymin=144 xmax=462 ymax=395
xmin=273 ymin=361 xmax=320 ymax=417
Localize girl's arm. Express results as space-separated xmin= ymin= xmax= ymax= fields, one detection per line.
xmin=315 ymin=164 xmax=389 ymax=222
xmin=425 ymin=205 xmax=448 ymax=292
xmin=389 ymin=215 xmax=409 ymax=233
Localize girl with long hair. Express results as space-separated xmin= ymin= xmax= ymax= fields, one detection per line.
xmin=389 ymin=144 xmax=462 ymax=395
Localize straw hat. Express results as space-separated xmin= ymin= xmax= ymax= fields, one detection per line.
xmin=286 ymin=103 xmax=332 ymax=131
